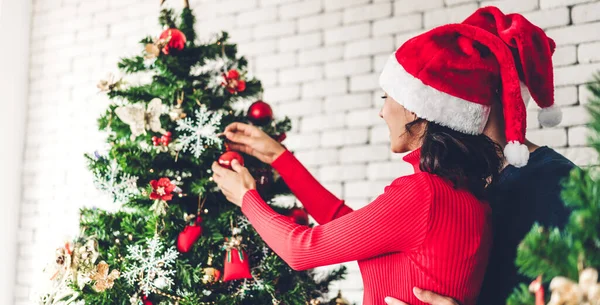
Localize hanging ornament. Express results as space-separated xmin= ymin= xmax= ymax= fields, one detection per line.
xmin=159 ymin=28 xmax=187 ymax=55
xmin=309 ymin=299 xmax=322 ymax=305
xmin=222 ymin=235 xmax=252 ymax=281
xmin=247 ymin=100 xmax=273 ymax=126
xmin=221 ymin=69 xmax=246 ymax=94
xmin=169 ymin=92 xmax=187 ymax=121
xmin=141 ymin=295 xmax=153 ymax=305
xmin=114 ymin=98 xmax=167 ymax=140
xmin=288 ymin=207 xmax=309 ymax=226
xmin=145 ymin=36 xmax=169 ymax=60
xmin=201 ymin=256 xmax=222 ymax=284
xmin=152 ymin=131 xmax=173 ymax=148
xmin=89 ymin=261 xmax=120 ymax=292
xmin=547 ymin=268 xmax=600 ymax=305
xmin=275 ymin=132 xmax=286 ymax=143
xmin=176 ymin=217 xmax=202 ymax=253
xmin=218 ymin=151 xmax=245 ymax=170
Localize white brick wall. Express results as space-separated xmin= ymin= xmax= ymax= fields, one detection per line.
xmin=18 ymin=0 xmax=600 ymax=304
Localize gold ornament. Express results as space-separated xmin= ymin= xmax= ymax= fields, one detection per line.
xmin=115 ymin=98 xmax=167 ymax=140
xmin=90 ymin=261 xmax=120 ymax=292
xmin=145 ymin=35 xmax=170 ymax=59
xmin=309 ymin=299 xmax=322 ymax=305
xmin=549 ymin=268 xmax=600 ymax=305
xmin=169 ymin=93 xmax=187 ymax=121
xmin=334 ymin=290 xmax=350 ymax=305
xmin=201 ymin=256 xmax=221 ymax=284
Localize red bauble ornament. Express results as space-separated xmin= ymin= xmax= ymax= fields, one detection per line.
xmin=159 ymin=28 xmax=187 ymax=54
xmin=218 ymin=151 xmax=244 ymax=170
xmin=223 ymin=248 xmax=252 ymax=281
xmin=141 ymin=295 xmax=153 ymax=305
xmin=247 ymin=100 xmax=273 ymax=126
xmin=288 ymin=207 xmax=309 ymax=226
xmin=177 ymin=218 xmax=202 ymax=253
xmin=152 ymin=136 xmax=160 ymax=146
xmin=149 ymin=178 xmax=176 ymax=201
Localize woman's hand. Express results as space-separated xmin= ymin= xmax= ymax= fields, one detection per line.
xmin=385 ymin=288 xmax=460 ymax=305
xmin=223 ymin=122 xmax=286 ymax=165
xmin=211 ymin=159 xmax=256 ymax=207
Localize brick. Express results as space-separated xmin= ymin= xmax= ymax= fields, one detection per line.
xmin=373 ymin=14 xmax=423 ymax=37
xmin=324 ymin=23 xmax=371 ymax=45
xmin=325 ymin=58 xmax=372 ymax=78
xmin=299 ymin=46 xmax=344 ymax=65
xmin=572 ymin=2 xmax=600 ymax=24
xmin=325 ymin=93 xmax=372 ymax=112
xmin=558 ymin=106 xmax=592 ymax=127
xmin=553 ymin=45 xmax=577 ymax=67
xmin=578 ymin=42 xmax=600 ymax=63
xmin=424 ymin=3 xmax=479 ymax=28
xmin=344 ymin=36 xmax=395 ymax=59
xmin=319 ymin=164 xmax=367 ymax=182
xmin=238 ymin=39 xmax=277 ymax=57
xmin=295 ymin=149 xmax=339 ymax=166
xmin=260 ymin=0 xmax=299 ymax=6
xmin=346 ymin=108 xmax=384 ymax=127
xmin=255 ymin=52 xmax=297 ymax=71
xmin=394 ymin=0 xmax=444 ymax=15
xmin=479 ymin=0 xmax=539 ymax=13
xmin=547 ymin=22 xmax=600 ymax=46
xmin=527 ymin=128 xmax=568 ymax=147
xmin=283 ymin=132 xmax=321 ymax=151
xmin=395 ymin=29 xmax=426 ymax=46
xmin=77 ymin=26 xmax=109 ymax=43
xmin=302 ymin=79 xmax=348 ymax=98
xmin=350 ymin=73 xmax=380 ymax=92
xmin=554 ymin=86 xmax=579 ymax=106
xmin=343 ymin=3 xmax=393 ymax=24
xmin=367 ymin=161 xmax=414 ymax=180
xmin=555 ymin=63 xmax=600 ymax=86
xmin=568 ymin=126 xmax=590 ymax=146
xmin=228 ymin=27 xmax=254 ymax=43
xmin=280 ymin=0 xmax=322 ymax=19
xmin=527 ymin=109 xmax=541 ymax=130
xmin=541 ymin=0 xmax=595 ymax=9
xmin=263 ymin=85 xmax=301 ymax=102
xmin=341 ymin=145 xmax=390 ymax=163
xmin=77 ymin=1 xmax=108 ymax=14
xmin=344 ymin=180 xmax=390 ymax=198
xmin=254 ymin=21 xmax=296 ymax=39
xmin=522 ymin=8 xmax=570 ymax=29
xmin=301 ymin=113 xmax=346 ymax=132
xmin=298 ymin=12 xmax=343 ymax=33
xmin=445 ymin=0 xmax=478 ymax=5
xmin=237 ymin=7 xmax=277 ymax=26
xmin=556 ymin=147 xmax=598 ymax=166
xmin=279 ymin=66 xmax=324 ymax=84
xmin=278 ymin=32 xmax=322 ymax=52
xmin=579 ymin=84 xmax=594 ymax=104
xmin=370 ymin=125 xmax=390 ymax=144
xmin=321 ymin=129 xmax=369 ymax=147
xmin=217 ymin=0 xmax=258 ymax=14
xmin=324 ymin=0 xmax=371 ymax=12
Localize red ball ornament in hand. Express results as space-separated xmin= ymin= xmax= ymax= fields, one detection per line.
xmin=247 ymin=100 xmax=273 ymax=126
xmin=288 ymin=207 xmax=309 ymax=225
xmin=159 ymin=28 xmax=187 ymax=54
xmin=218 ymin=151 xmax=245 ymax=170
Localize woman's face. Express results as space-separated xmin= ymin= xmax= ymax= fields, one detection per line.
xmin=379 ymin=93 xmax=423 ymax=153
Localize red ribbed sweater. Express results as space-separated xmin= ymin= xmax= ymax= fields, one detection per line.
xmin=241 ymin=148 xmax=492 ymax=305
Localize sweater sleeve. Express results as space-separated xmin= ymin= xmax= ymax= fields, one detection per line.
xmin=271 ymin=150 xmax=353 ymax=225
xmin=241 ymin=173 xmax=433 ymax=271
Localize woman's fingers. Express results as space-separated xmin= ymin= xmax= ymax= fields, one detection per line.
xmin=225 ymin=131 xmax=254 ymax=146
xmin=227 ymin=142 xmax=254 ymax=155
xmin=225 ymin=122 xmax=255 ymax=136
xmin=231 ymin=159 xmax=244 ymax=173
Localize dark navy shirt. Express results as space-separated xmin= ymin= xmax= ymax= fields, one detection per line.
xmin=477 ymin=147 xmax=575 ymax=305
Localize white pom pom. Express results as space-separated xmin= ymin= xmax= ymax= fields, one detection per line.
xmin=504 ymin=141 xmax=529 ymax=168
xmin=538 ymin=105 xmax=563 ymax=127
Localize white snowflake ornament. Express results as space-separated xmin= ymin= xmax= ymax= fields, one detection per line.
xmin=175 ymin=105 xmax=223 ymax=158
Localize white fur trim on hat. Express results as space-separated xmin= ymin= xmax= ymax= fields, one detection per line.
xmin=538 ymin=105 xmax=563 ymax=127
xmin=379 ymin=54 xmax=490 ymax=135
xmin=504 ymin=141 xmax=529 ymax=168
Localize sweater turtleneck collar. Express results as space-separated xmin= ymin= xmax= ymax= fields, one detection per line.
xmin=402 ymin=147 xmax=422 ymax=173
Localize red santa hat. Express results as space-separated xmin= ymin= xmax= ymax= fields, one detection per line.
xmin=462 ymin=6 xmax=561 ymax=128
xmin=380 ymin=17 xmax=557 ymax=167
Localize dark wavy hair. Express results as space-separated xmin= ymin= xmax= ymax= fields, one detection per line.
xmin=406 ymin=119 xmax=503 ymax=200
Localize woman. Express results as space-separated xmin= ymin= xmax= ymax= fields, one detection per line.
xmin=212 ymin=23 xmax=531 ymax=305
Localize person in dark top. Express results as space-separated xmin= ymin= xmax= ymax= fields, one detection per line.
xmin=384 ymin=6 xmax=576 ymax=305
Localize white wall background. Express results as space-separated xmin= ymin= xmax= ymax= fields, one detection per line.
xmin=1 ymin=0 xmax=32 ymax=304
xmin=15 ymin=0 xmax=600 ymax=304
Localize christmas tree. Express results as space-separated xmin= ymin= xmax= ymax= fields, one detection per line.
xmin=37 ymin=4 xmax=346 ymax=305
xmin=507 ymin=74 xmax=600 ymax=305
